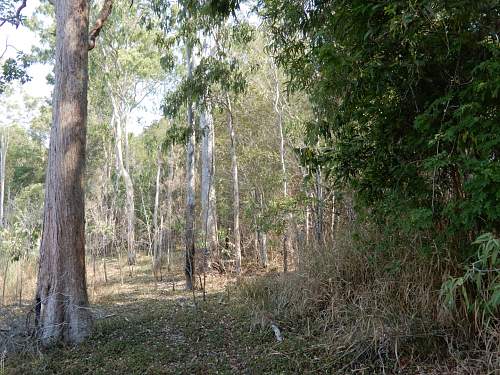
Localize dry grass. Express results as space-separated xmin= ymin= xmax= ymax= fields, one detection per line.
xmin=0 ymin=235 xmax=498 ymax=374
xmin=237 ymin=229 xmax=500 ymax=374
xmin=0 ymin=258 xmax=37 ymax=307
xmin=1 ymin=250 xmax=295 ymax=375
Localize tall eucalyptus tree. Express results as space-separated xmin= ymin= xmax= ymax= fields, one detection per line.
xmin=34 ymin=0 xmax=113 ymax=346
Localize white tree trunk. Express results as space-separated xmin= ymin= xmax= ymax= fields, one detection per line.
xmin=111 ymin=108 xmax=136 ymax=266
xmin=226 ymin=93 xmax=241 ymax=274
xmin=165 ymin=145 xmax=174 ymax=272
xmin=152 ymin=147 xmax=162 ymax=278
xmin=0 ymin=132 xmax=8 ymax=227
xmin=260 ymin=233 xmax=268 ymax=268
xmin=253 ymin=189 xmax=259 ymax=262
xmin=258 ymin=190 xmax=268 ymax=267
xmin=200 ymin=100 xmax=218 ymax=272
xmin=273 ymin=66 xmax=292 ymax=272
xmin=331 ymin=192 xmax=336 ymax=242
xmin=159 ymin=214 xmax=164 ymax=278
xmin=315 ymin=168 xmax=323 ymax=245
xmin=184 ymin=42 xmax=196 ymax=290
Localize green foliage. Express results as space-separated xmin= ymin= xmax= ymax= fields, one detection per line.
xmin=164 ymin=119 xmax=190 ymax=146
xmin=262 ymin=0 xmax=500 ymax=255
xmin=163 ymin=54 xmax=248 ymax=117
xmin=259 ymin=196 xmax=296 ymax=234
xmin=204 ymin=0 xmax=240 ymax=19
xmin=0 ymin=52 xmax=31 ymax=94
xmin=441 ymin=233 xmax=500 ymax=325
xmin=89 ymin=0 xmax=164 ymax=109
xmin=152 ymin=0 xmax=255 ymax=119
xmin=0 ymin=0 xmax=27 ymax=27
xmin=6 ymin=125 xmax=47 ymax=195
xmin=0 ymin=225 xmax=25 ymax=261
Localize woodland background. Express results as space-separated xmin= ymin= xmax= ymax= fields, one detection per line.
xmin=0 ymin=0 xmax=498 ymax=373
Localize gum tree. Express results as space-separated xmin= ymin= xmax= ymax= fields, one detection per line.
xmin=34 ymin=0 xmax=112 ymax=346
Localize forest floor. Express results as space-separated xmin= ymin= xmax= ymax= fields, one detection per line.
xmin=2 ymin=255 xmax=498 ymax=374
xmin=1 ymin=256 xmax=306 ymax=375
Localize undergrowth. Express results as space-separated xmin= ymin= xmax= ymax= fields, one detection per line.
xmin=237 ymin=229 xmax=500 ymax=374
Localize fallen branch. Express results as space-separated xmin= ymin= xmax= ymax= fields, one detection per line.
xmin=97 ymin=313 xmax=116 ymax=320
xmin=270 ymin=322 xmax=283 ymax=342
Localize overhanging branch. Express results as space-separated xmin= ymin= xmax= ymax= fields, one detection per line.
xmin=88 ymin=0 xmax=114 ymax=51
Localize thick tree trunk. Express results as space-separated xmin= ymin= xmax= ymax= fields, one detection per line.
xmin=226 ymin=94 xmax=241 ymax=274
xmin=35 ymin=0 xmax=92 ymax=345
xmin=200 ymin=100 xmax=218 ymax=272
xmin=0 ymin=132 xmax=8 ymax=227
xmin=184 ymin=42 xmax=196 ymax=290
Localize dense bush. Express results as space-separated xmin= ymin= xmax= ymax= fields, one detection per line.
xmin=262 ymin=0 xmax=500 ymax=256
xmin=238 ymin=226 xmax=499 ymax=373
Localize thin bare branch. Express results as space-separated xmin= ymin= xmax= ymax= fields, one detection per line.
xmin=0 ymin=0 xmax=27 ymax=28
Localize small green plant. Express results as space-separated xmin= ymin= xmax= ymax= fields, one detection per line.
xmin=441 ymin=233 xmax=500 ymax=326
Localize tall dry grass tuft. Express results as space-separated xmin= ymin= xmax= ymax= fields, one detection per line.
xmin=237 ymin=226 xmax=499 ymax=373
xmin=0 ymin=257 xmax=37 ymax=307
